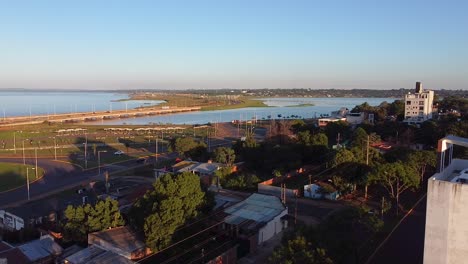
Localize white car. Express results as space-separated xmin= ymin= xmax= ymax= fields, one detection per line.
xmin=114 ymin=150 xmax=124 ymax=155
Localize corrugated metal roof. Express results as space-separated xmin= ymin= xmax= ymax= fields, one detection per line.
xmin=90 ymin=226 xmax=145 ymax=253
xmin=18 ymin=235 xmax=63 ymax=261
xmin=224 ymin=193 xmax=286 ymax=225
xmin=176 ymin=162 xmax=221 ymax=174
xmin=65 ymin=245 xmax=135 ymax=264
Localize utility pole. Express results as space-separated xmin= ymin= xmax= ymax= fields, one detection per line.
xmin=294 ymin=192 xmax=298 ymax=225
xmin=84 ymin=133 xmax=88 ymax=169
xmin=381 ymin=196 xmax=385 ymax=220
xmin=336 ymin=133 xmax=341 ymax=147
xmin=22 ymin=140 xmax=25 ymax=165
xmin=26 ymin=167 xmax=30 ymax=200
xmin=35 ymin=148 xmax=38 ymax=179
xmin=155 ymin=136 xmax=158 ymax=165
xmin=365 ymin=135 xmax=370 ymax=199
xmin=54 ymin=137 xmax=57 ymax=161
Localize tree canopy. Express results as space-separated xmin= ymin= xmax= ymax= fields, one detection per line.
xmin=64 ymin=198 xmax=125 ymax=243
xmin=269 ymin=236 xmax=333 ymax=264
xmin=214 ymin=147 xmax=236 ymax=166
xmin=128 ymin=172 xmax=206 ymax=252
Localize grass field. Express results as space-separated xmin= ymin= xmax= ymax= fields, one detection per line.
xmin=0 ymin=162 xmax=45 ymax=192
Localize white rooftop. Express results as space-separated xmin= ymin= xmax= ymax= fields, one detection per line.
xmin=224 ymin=193 xmax=286 ymax=225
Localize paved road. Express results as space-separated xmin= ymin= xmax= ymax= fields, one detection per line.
xmin=368 ymin=197 xmax=427 ymax=264
xmin=0 ymin=154 xmax=173 ymax=208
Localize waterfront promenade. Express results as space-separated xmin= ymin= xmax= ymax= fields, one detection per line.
xmin=0 ymin=106 xmax=201 ymax=127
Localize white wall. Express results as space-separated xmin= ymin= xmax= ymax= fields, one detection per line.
xmin=424 ymin=179 xmax=468 ymax=264
xmin=0 ymin=210 xmax=24 ymax=230
xmin=257 ymin=208 xmax=288 ymax=245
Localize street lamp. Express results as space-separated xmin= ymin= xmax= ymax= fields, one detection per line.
xmin=22 ymin=139 xmax=28 ymax=165
xmin=53 ymin=137 xmax=57 ymax=161
xmin=83 ymin=133 xmax=88 ymax=169
xmin=26 ymin=167 xmax=35 ymax=200
xmin=98 ymin=150 xmax=107 ymax=176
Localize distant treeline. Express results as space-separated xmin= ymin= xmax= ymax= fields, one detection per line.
xmin=1 ymin=88 xmax=467 ymax=98
xmin=126 ymin=88 xmax=468 ymax=98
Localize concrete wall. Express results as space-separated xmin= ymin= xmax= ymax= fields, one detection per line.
xmin=424 ymin=179 xmax=468 ymax=264
xmin=257 ymin=183 xmax=297 ymax=198
xmin=258 ymin=209 xmax=288 ymax=245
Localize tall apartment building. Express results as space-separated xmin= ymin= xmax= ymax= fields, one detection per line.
xmin=424 ymin=135 xmax=468 ymax=264
xmin=404 ymin=82 xmax=435 ymax=124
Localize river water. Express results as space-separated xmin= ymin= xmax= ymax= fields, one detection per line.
xmin=99 ymin=97 xmax=397 ymax=125
xmin=0 ymin=91 xmax=397 ymax=125
xmin=0 ymin=91 xmax=164 ymax=117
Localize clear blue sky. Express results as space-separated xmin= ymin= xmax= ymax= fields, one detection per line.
xmin=1 ymin=0 xmax=467 ymax=90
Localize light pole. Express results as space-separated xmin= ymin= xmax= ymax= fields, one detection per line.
xmin=22 ymin=139 xmax=27 ymax=165
xmin=26 ymin=167 xmax=35 ymax=200
xmin=35 ymin=148 xmax=38 ymax=179
xmin=53 ymin=137 xmax=57 ymax=160
xmin=84 ymin=133 xmax=88 ymax=169
xmin=98 ymin=150 xmax=107 ymax=176
xmin=155 ymin=135 xmax=158 ymax=165
xmin=13 ymin=132 xmax=16 ymax=154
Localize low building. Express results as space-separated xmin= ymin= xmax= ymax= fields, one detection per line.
xmin=317 ymin=117 xmax=346 ymax=127
xmin=88 ymin=226 xmax=150 ymax=260
xmin=62 ymin=245 xmax=135 ymax=264
xmin=0 ymin=210 xmax=25 ymax=231
xmin=346 ymin=112 xmax=366 ymax=125
xmin=423 ymin=135 xmax=468 ymax=264
xmin=0 ymin=241 xmax=30 ymax=264
xmin=304 ymin=183 xmax=339 ymax=200
xmin=223 ymin=193 xmax=288 ymax=248
xmin=18 ymin=234 xmax=63 ymax=263
xmin=172 ymin=160 xmax=222 ymax=186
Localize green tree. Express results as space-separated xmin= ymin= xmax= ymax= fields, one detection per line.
xmin=297 ymin=130 xmax=311 ymax=145
xmin=310 ymin=133 xmax=328 ymax=146
xmin=63 ymin=205 xmax=88 ymax=243
xmin=318 ymin=207 xmax=383 ymax=263
xmin=214 ymin=147 xmax=236 ymax=166
xmin=269 ymin=236 xmax=333 ymax=264
xmin=87 ymin=198 xmax=125 ymax=232
xmin=170 ymin=137 xmax=200 ymax=157
xmin=351 ymin=127 xmax=368 ymax=148
xmin=128 ymin=172 xmax=206 ymax=252
xmin=407 ymin=150 xmax=437 ymax=182
xmin=325 ymin=121 xmax=350 ymax=146
xmin=63 ymin=198 xmax=125 ymax=243
xmin=368 ymin=162 xmax=419 ymax=215
xmin=333 ymin=148 xmax=355 ymax=167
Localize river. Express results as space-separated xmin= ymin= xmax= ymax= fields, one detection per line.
xmin=0 ymin=91 xmax=397 ymax=125
xmin=98 ymin=97 xmax=397 ymax=125
xmin=0 ymin=91 xmax=164 ymax=117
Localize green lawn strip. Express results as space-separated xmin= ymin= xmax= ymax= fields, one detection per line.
xmin=201 ymin=97 xmax=269 ymax=111
xmin=0 ymin=162 xmax=45 ymax=192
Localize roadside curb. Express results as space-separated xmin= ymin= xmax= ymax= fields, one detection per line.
xmin=0 ymin=165 xmax=47 ymax=194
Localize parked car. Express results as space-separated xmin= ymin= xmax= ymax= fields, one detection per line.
xmin=114 ymin=150 xmax=124 ymax=155
xmin=136 ymin=157 xmax=147 ymax=164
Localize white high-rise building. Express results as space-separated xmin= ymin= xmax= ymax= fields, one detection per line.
xmin=404 ymin=82 xmax=435 ymax=124
xmin=424 ymin=135 xmax=468 ymax=264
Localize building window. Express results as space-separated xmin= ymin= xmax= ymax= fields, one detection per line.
xmin=407 ymin=101 xmax=411 ymax=105
xmin=419 ymin=106 xmax=424 ymax=110
xmin=419 ymin=101 xmax=424 ymax=105
xmin=406 ymin=112 xmax=410 ymax=115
